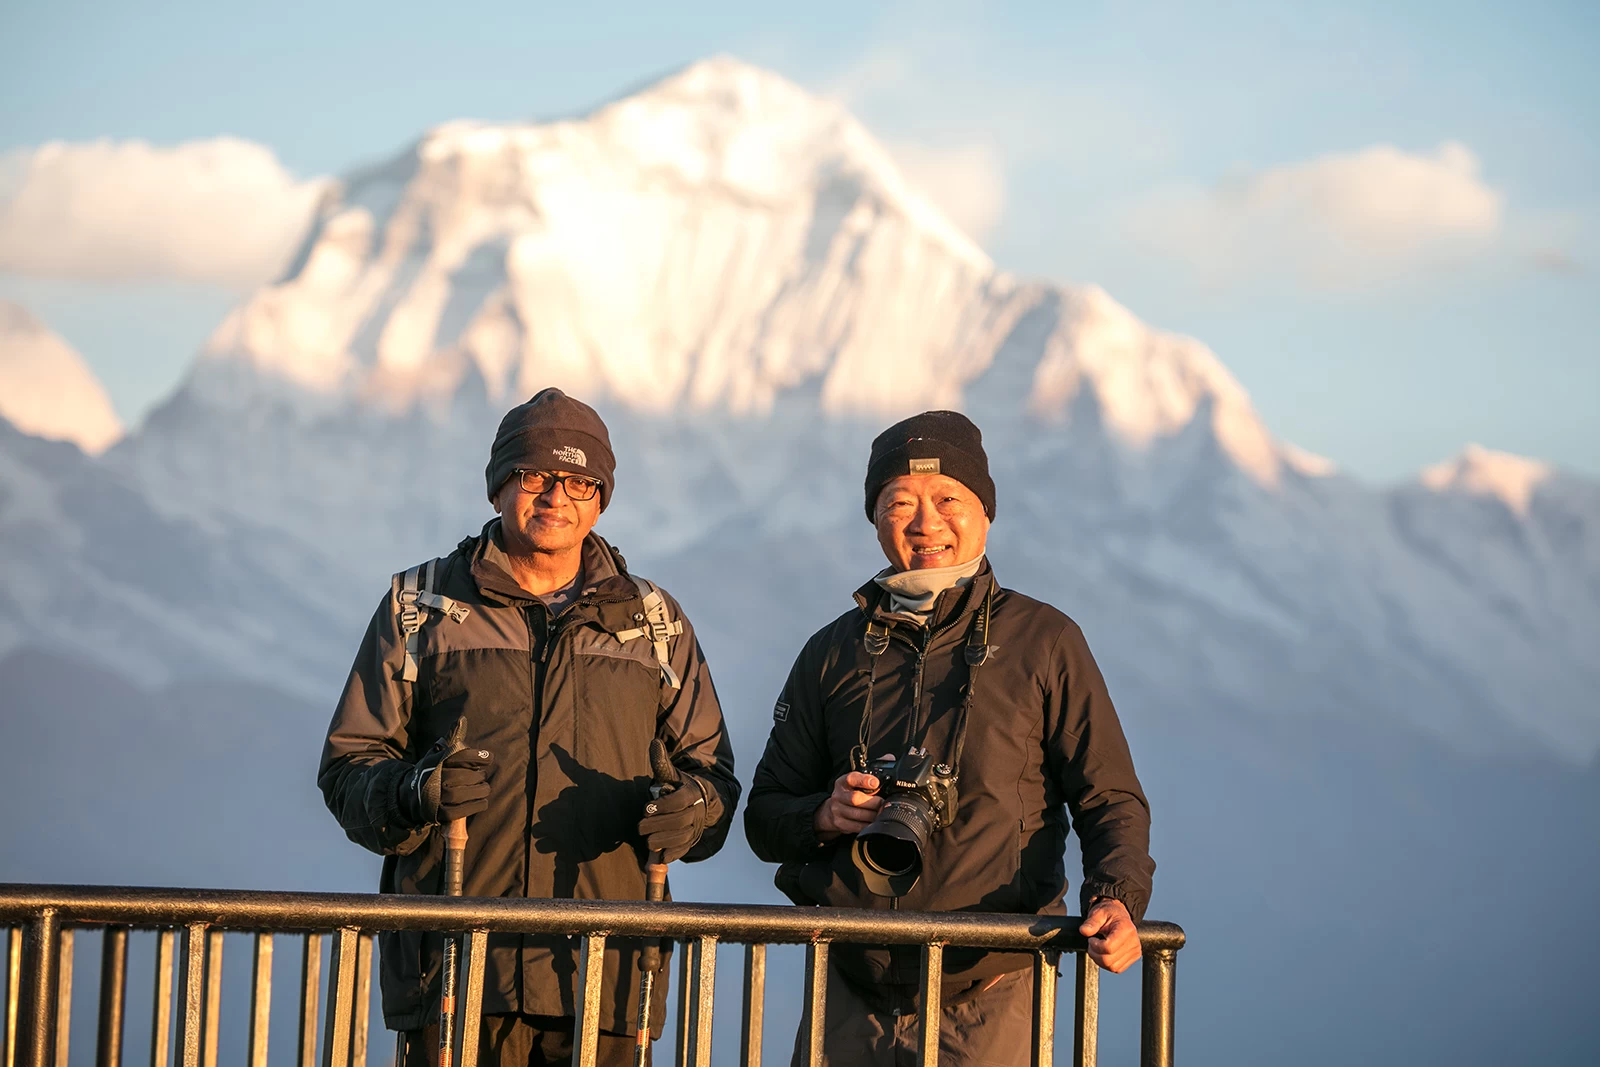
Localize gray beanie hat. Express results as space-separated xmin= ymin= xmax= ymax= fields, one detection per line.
xmin=485 ymin=388 xmax=617 ymax=509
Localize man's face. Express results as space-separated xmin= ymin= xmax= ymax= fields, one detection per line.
xmin=493 ymin=470 xmax=602 ymax=556
xmin=873 ymin=474 xmax=990 ymax=572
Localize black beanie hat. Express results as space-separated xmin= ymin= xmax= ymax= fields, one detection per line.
xmin=864 ymin=410 xmax=995 ymax=522
xmin=485 ymin=388 xmax=617 ymax=509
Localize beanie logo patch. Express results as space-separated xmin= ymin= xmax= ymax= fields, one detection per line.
xmin=551 ymin=445 xmax=588 ymax=468
xmin=908 ymin=458 xmax=941 ymax=475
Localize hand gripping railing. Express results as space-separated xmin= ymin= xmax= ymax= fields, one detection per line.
xmin=0 ymin=885 xmax=1184 ymax=1067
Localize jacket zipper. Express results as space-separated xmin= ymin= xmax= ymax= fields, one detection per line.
xmin=887 ymin=583 xmax=971 ymax=746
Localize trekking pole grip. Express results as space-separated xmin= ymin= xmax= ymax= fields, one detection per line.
xmin=445 ymin=819 xmax=468 ymax=897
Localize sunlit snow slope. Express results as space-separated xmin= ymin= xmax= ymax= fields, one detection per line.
xmin=0 ymin=300 xmax=122 ymax=453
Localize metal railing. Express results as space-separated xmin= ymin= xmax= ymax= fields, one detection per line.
xmin=0 ymin=885 xmax=1184 ymax=1067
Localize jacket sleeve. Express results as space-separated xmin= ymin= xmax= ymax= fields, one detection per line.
xmin=317 ymin=583 xmax=431 ymax=857
xmin=1044 ymin=620 xmax=1157 ymax=921
xmin=743 ymin=631 xmax=837 ymax=865
xmin=655 ymin=590 xmax=740 ymax=863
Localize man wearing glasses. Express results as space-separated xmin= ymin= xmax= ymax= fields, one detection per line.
xmin=319 ymin=388 xmax=739 ymax=1066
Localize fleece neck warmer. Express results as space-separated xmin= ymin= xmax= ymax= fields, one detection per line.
xmin=873 ymin=554 xmax=985 ymax=622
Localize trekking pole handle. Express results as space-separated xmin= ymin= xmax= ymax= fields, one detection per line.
xmin=444 ymin=819 xmax=468 ymax=897
xmin=646 ymin=853 xmax=668 ymax=904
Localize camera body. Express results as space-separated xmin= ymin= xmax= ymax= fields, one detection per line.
xmin=851 ymin=747 xmax=960 ymax=896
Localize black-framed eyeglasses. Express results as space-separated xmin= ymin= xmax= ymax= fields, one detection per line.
xmin=516 ymin=469 xmax=602 ymax=500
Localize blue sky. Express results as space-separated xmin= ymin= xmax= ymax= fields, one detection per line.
xmin=1 ymin=0 xmax=1595 ymax=480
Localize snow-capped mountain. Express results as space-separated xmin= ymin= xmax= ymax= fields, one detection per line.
xmin=0 ymin=300 xmax=122 ymax=453
xmin=99 ymin=57 xmax=1597 ymax=764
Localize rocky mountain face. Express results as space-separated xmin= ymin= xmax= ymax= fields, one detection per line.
xmin=1 ymin=57 xmax=1595 ymax=1067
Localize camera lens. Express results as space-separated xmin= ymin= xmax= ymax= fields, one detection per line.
xmin=859 ymin=834 xmax=920 ymax=877
xmin=852 ymin=795 xmax=934 ymax=896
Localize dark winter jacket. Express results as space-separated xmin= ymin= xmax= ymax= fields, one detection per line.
xmin=318 ymin=520 xmax=738 ymax=1033
xmin=744 ymin=562 xmax=1153 ymax=994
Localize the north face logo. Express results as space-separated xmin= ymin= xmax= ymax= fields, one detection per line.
xmin=552 ymin=445 xmax=588 ymax=467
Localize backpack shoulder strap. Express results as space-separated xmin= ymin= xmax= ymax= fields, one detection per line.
xmin=394 ymin=557 xmax=471 ymax=683
xmin=615 ymin=575 xmax=684 ymax=690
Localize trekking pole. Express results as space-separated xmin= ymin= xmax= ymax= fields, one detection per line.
xmin=436 ymin=719 xmax=471 ymax=1067
xmin=634 ymin=740 xmax=681 ymax=1067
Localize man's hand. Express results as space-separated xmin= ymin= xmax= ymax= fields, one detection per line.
xmin=399 ymin=738 xmax=493 ymax=827
xmin=638 ymin=777 xmax=710 ymax=863
xmin=813 ymin=771 xmax=884 ymax=841
xmin=1080 ymin=898 xmax=1140 ymax=973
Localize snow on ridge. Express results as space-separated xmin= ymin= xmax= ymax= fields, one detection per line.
xmin=1420 ymin=443 xmax=1552 ymax=516
xmin=0 ymin=300 xmax=123 ymax=453
xmin=1283 ymin=443 xmax=1337 ymax=477
xmin=1027 ymin=285 xmax=1286 ymax=484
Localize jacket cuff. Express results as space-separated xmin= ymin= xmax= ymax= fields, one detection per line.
xmin=791 ymin=792 xmax=832 ymax=854
xmin=369 ymin=760 xmax=430 ymax=855
xmin=1080 ymin=880 xmax=1148 ymax=923
xmin=686 ymin=772 xmax=724 ymax=829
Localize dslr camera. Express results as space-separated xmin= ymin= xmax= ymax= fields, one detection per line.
xmin=851 ymin=747 xmax=959 ymax=896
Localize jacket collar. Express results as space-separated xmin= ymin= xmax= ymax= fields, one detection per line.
xmin=468 ymin=518 xmax=635 ymax=607
xmin=853 ymin=558 xmax=997 ymax=634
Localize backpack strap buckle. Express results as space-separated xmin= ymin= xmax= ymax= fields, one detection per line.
xmin=394 ymin=558 xmax=468 ymax=683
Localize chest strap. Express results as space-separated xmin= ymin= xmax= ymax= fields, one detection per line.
xmin=615 ymin=576 xmax=685 ymax=690
xmin=395 ymin=558 xmax=472 ymax=683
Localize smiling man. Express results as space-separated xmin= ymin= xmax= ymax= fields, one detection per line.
xmin=745 ymin=410 xmax=1156 ymax=1067
xmin=319 ymin=388 xmax=738 ymax=1067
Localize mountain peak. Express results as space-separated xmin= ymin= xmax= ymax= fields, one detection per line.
xmin=1420 ymin=443 xmax=1551 ymax=515
xmin=183 ymin=59 xmax=1306 ymax=488
xmin=0 ymin=300 xmax=123 ymax=453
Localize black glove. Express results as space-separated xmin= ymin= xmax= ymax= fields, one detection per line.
xmin=637 ymin=775 xmax=710 ymax=863
xmin=398 ymin=731 xmax=493 ymax=828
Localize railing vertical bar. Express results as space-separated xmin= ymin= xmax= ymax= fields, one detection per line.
xmin=1030 ymin=951 xmax=1056 ymax=1067
xmin=801 ymin=941 xmax=828 ymax=1067
xmin=689 ymin=935 xmax=716 ymax=1067
xmin=176 ymin=924 xmax=207 ymax=1067
xmin=1072 ymin=951 xmax=1098 ymax=1067
xmin=738 ymin=944 xmax=764 ymax=1067
xmin=351 ymin=934 xmax=372 ymax=1067
xmin=571 ymin=935 xmax=606 ymax=1067
xmin=149 ymin=930 xmax=175 ymax=1067
xmin=456 ymin=931 xmax=487 ymax=1067
xmin=321 ymin=929 xmax=357 ymax=1067
xmin=673 ymin=940 xmax=692 ymax=1067
xmin=917 ymin=942 xmax=942 ymax=1067
xmin=51 ymin=928 xmax=73 ymax=1067
xmin=247 ymin=934 xmax=272 ymax=1067
xmin=200 ymin=931 xmax=222 ymax=1067
xmin=19 ymin=909 xmax=60 ymax=1067
xmin=4 ymin=926 xmax=19 ymax=1067
xmin=297 ymin=934 xmax=321 ymax=1067
xmin=1138 ymin=950 xmax=1176 ymax=1067
xmin=96 ymin=927 xmax=129 ymax=1067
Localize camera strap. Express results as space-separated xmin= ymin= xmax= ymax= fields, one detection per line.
xmin=850 ymin=585 xmax=996 ymax=775
xmin=944 ymin=586 xmax=995 ymax=779
xmin=852 ymin=621 xmax=892 ymax=770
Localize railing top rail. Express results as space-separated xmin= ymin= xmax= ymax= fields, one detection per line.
xmin=0 ymin=884 xmax=1185 ymax=953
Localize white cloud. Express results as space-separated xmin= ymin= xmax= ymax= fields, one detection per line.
xmin=884 ymin=141 xmax=1007 ymax=242
xmin=1125 ymin=142 xmax=1504 ymax=285
xmin=0 ymin=138 xmax=328 ymax=287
